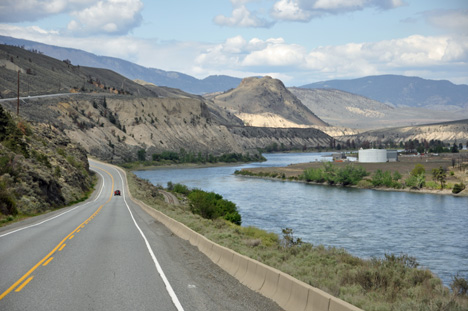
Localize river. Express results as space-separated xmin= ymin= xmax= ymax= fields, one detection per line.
xmin=134 ymin=152 xmax=468 ymax=286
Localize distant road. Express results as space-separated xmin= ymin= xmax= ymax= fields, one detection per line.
xmin=0 ymin=160 xmax=279 ymax=311
xmin=0 ymin=92 xmax=114 ymax=103
xmin=0 ymin=93 xmax=81 ymax=102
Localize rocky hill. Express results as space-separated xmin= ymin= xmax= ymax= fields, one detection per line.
xmin=0 ymin=105 xmax=93 ymax=219
xmin=0 ymin=35 xmax=242 ymax=94
xmin=290 ymin=88 xmax=468 ymax=129
xmin=0 ymin=44 xmax=332 ymax=163
xmin=208 ymin=76 xmax=328 ymax=128
xmin=301 ymin=74 xmax=468 ymax=110
xmin=340 ymin=119 xmax=468 ymax=145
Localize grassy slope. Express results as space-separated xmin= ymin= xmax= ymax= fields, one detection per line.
xmin=127 ymin=172 xmax=468 ymax=311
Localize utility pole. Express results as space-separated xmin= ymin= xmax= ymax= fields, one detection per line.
xmin=17 ymin=70 xmax=20 ymax=116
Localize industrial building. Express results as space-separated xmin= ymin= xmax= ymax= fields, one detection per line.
xmin=358 ymin=149 xmax=399 ymax=163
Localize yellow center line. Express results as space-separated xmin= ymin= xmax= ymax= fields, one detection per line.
xmin=15 ymin=277 xmax=34 ymax=293
xmin=59 ymin=244 xmax=66 ymax=251
xmin=0 ymin=165 xmax=115 ymax=301
xmin=43 ymin=257 xmax=54 ymax=266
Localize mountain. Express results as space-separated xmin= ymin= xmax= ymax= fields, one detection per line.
xmin=289 ymin=88 xmax=468 ymax=129
xmin=0 ymin=35 xmax=242 ymax=94
xmin=1 ymin=44 xmax=332 ymax=163
xmin=301 ymin=75 xmax=468 ymax=110
xmin=209 ymin=76 xmax=328 ymax=128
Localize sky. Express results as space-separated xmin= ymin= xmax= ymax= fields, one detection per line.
xmin=0 ymin=0 xmax=467 ymax=86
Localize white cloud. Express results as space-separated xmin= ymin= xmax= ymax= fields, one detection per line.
xmin=271 ymin=0 xmax=405 ymax=21
xmin=193 ymin=33 xmax=468 ymax=84
xmin=67 ymin=0 xmax=143 ymax=35
xmin=1 ymin=22 xmax=467 ymax=85
xmin=214 ymin=0 xmax=273 ymax=28
xmin=0 ymin=0 xmax=94 ymax=23
xmin=242 ymin=40 xmax=306 ymax=66
xmin=271 ymin=0 xmax=312 ymax=21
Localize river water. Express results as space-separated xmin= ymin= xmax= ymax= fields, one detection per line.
xmin=134 ymin=152 xmax=468 ymax=286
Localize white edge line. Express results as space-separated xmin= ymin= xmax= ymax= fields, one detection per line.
xmin=0 ymin=169 xmax=105 ymax=238
xmin=116 ymin=169 xmax=184 ymax=311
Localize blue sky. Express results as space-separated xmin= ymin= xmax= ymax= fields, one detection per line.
xmin=1 ymin=0 xmax=467 ymax=86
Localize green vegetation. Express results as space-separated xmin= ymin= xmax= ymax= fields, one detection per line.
xmin=127 ymin=172 xmax=468 ymax=311
xmin=167 ymin=182 xmax=241 ymax=225
xmin=452 ymin=183 xmax=466 ymax=194
xmin=188 ymin=189 xmax=241 ymax=225
xmin=237 ymin=162 xmax=467 ymax=194
xmin=432 ymin=167 xmax=447 ymax=189
xmin=121 ymin=148 xmax=265 ymax=169
xmin=300 ymin=163 xmax=369 ymax=186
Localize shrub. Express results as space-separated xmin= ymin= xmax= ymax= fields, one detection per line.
xmin=371 ymin=170 xmax=394 ymax=187
xmin=452 ymin=183 xmax=466 ymax=194
xmin=188 ymin=189 xmax=241 ymax=225
xmin=302 ymin=163 xmax=367 ymax=186
xmin=405 ymin=173 xmax=425 ymax=189
xmin=281 ymin=227 xmax=303 ymax=248
xmin=302 ymin=167 xmax=325 ymax=183
xmin=0 ymin=189 xmax=18 ymax=216
xmin=411 ymin=164 xmax=425 ymax=176
xmin=173 ymin=183 xmax=190 ymax=195
xmin=393 ymin=171 xmax=402 ymax=181
xmin=335 ymin=165 xmax=368 ymax=186
xmin=451 ymin=275 xmax=468 ymax=296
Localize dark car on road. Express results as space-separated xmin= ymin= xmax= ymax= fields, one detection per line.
xmin=114 ymin=190 xmax=121 ymax=196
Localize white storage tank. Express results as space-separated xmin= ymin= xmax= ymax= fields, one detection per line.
xmin=358 ymin=149 xmax=387 ymax=163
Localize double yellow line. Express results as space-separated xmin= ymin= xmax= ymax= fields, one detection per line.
xmin=0 ymin=166 xmax=114 ymax=301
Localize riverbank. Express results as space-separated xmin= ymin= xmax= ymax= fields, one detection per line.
xmin=126 ymin=170 xmax=468 ymax=311
xmin=235 ymin=154 xmax=468 ymax=196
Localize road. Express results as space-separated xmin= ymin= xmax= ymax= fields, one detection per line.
xmin=0 ymin=160 xmax=280 ymax=311
xmin=0 ymin=93 xmax=83 ymax=103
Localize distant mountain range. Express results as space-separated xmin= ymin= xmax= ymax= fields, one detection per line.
xmin=3 ymin=35 xmax=468 ymax=111
xmin=0 ymin=35 xmax=242 ymax=94
xmin=301 ymin=75 xmax=468 ymax=110
xmin=289 ymin=88 xmax=468 ymax=129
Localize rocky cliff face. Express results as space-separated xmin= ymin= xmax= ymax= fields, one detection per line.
xmin=2 ymin=94 xmax=332 ymax=163
xmin=209 ymin=76 xmax=328 ymax=128
xmin=1 ymin=45 xmax=332 ymax=163
xmin=0 ymin=105 xmax=93 ymax=218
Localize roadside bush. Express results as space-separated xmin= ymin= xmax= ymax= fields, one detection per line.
xmin=188 ymin=189 xmax=241 ymax=225
xmin=173 ymin=183 xmax=190 ymax=195
xmin=0 ymin=189 xmax=18 ymax=216
xmin=451 ymin=275 xmax=468 ymax=296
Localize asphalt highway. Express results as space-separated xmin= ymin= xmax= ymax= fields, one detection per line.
xmin=0 ymin=160 xmax=281 ymax=311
